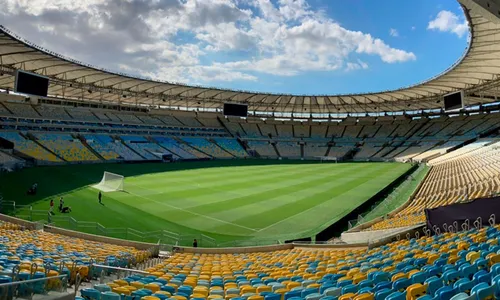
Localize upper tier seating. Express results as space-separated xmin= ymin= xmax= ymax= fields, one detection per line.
xmin=198 ymin=117 xmax=222 ymax=128
xmin=35 ymin=105 xmax=72 ymax=120
xmin=0 ymin=102 xmax=11 ymax=115
xmin=85 ymin=135 xmax=143 ymax=161
xmin=276 ymin=142 xmax=301 ymax=157
xmin=370 ymin=140 xmax=500 ymax=231
xmin=177 ymin=116 xmax=202 ymax=127
xmin=121 ymin=135 xmax=169 ymax=160
xmin=310 ymin=126 xmax=328 ymax=139
xmin=248 ymin=141 xmax=278 ymax=157
xmin=358 ymin=125 xmax=380 ymax=138
xmin=154 ymin=137 xmax=198 ymax=159
xmin=88 ymin=225 xmax=500 ymax=300
xmin=276 ymin=125 xmax=294 ymax=138
xmin=182 ymin=138 xmax=233 ymax=158
xmin=213 ymin=138 xmax=248 ymax=157
xmin=259 ymin=124 xmax=278 ymax=137
xmin=137 ymin=115 xmax=164 ymax=125
xmin=157 ymin=115 xmax=185 ymax=127
xmin=0 ymin=132 xmax=61 ymax=162
xmin=34 ymin=133 xmax=99 ymax=162
xmin=3 ymin=102 xmax=40 ymax=118
xmin=241 ymin=123 xmax=263 ymax=138
xmin=116 ymin=113 xmax=143 ymax=124
xmin=294 ymin=125 xmax=310 ymax=138
xmin=67 ymin=109 xmax=99 ymax=121
xmin=222 ymin=121 xmax=245 ymax=137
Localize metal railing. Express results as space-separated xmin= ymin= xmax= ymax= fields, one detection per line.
xmin=0 ymin=274 xmax=69 ymax=300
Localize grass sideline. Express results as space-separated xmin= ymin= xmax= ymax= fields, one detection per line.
xmin=0 ymin=160 xmax=411 ymax=246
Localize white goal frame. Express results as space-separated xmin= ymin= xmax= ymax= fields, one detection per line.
xmin=92 ymin=172 xmax=124 ymax=192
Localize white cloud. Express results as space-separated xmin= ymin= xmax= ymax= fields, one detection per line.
xmin=389 ymin=28 xmax=399 ymax=37
xmin=0 ymin=0 xmax=417 ymax=85
xmin=428 ymin=10 xmax=468 ymax=37
xmin=346 ymin=59 xmax=369 ymax=71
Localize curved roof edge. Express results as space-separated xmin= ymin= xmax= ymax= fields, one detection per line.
xmin=0 ymin=1 xmax=499 ymax=113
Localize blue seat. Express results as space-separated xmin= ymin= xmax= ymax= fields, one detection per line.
xmin=374 ymin=288 xmax=392 ymax=300
xmin=81 ymin=288 xmax=101 ymax=300
xmin=454 ymin=278 xmax=474 ymax=294
xmin=265 ymin=293 xmax=281 ymax=300
xmin=386 ymin=291 xmax=406 ymax=300
xmin=284 ymin=290 xmax=302 ymax=300
xmin=425 ymin=276 xmax=443 ymax=297
xmin=302 ymin=288 xmax=318 ymax=298
xmin=374 ymin=281 xmax=392 ymax=292
xmin=435 ymin=286 xmax=456 ymax=300
xmin=473 ymin=270 xmax=491 ymax=285
xmin=393 ymin=278 xmax=411 ymax=292
xmin=341 ymin=284 xmax=358 ymax=295
xmin=410 ymin=271 xmax=427 ymax=284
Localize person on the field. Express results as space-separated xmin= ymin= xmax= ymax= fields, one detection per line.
xmin=61 ymin=206 xmax=71 ymax=213
xmin=193 ymin=239 xmax=198 ymax=248
xmin=98 ymin=191 xmax=102 ymax=204
xmin=49 ymin=199 xmax=54 ymax=215
xmin=59 ymin=197 xmax=64 ymax=212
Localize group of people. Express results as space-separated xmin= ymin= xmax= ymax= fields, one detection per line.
xmin=49 ymin=197 xmax=71 ymax=214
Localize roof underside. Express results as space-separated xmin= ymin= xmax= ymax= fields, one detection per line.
xmin=0 ymin=1 xmax=500 ymax=113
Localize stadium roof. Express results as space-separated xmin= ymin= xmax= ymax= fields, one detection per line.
xmin=0 ymin=0 xmax=500 ymax=114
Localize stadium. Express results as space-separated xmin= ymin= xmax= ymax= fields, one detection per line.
xmin=0 ymin=0 xmax=500 ymax=299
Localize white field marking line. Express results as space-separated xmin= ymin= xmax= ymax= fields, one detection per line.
xmin=124 ymin=186 xmax=258 ymax=233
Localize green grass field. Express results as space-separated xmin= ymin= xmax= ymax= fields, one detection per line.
xmin=0 ymin=160 xmax=411 ymax=246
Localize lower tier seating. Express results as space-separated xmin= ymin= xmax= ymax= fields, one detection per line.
xmin=85 ymin=225 xmax=500 ymax=300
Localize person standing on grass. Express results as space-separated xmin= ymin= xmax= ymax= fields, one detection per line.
xmin=98 ymin=191 xmax=102 ymax=204
xmin=193 ymin=239 xmax=198 ymax=248
xmin=49 ymin=199 xmax=54 ymax=214
xmin=59 ymin=197 xmax=64 ymax=212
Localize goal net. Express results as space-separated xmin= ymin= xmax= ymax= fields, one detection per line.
xmin=92 ymin=172 xmax=124 ymax=192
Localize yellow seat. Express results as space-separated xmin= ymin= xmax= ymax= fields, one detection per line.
xmin=112 ymin=286 xmax=131 ymax=295
xmin=407 ymin=283 xmax=427 ymax=300
xmin=354 ymin=293 xmax=374 ymax=300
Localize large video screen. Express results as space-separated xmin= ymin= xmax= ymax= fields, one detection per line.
xmin=444 ymin=91 xmax=464 ymax=111
xmin=14 ymin=70 xmax=49 ymax=97
xmin=224 ymin=103 xmax=248 ymax=117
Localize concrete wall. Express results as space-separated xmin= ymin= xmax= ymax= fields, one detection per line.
xmin=0 ymin=213 xmax=37 ymax=230
xmin=177 ymin=243 xmax=293 ymax=254
xmin=44 ymin=225 xmax=159 ymax=253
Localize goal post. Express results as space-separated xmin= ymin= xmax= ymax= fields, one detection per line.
xmin=92 ymin=172 xmax=124 ymax=192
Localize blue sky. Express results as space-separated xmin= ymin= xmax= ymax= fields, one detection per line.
xmin=0 ymin=0 xmax=469 ymax=95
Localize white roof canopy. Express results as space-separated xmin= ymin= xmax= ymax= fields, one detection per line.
xmin=1 ymin=1 xmax=500 ymax=113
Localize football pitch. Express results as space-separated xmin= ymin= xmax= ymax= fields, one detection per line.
xmin=0 ymin=160 xmax=411 ymax=245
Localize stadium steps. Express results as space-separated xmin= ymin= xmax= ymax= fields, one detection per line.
xmin=271 ymin=142 xmax=281 ymax=157
xmin=209 ymin=139 xmax=237 ymax=158
xmin=0 ymin=102 xmax=13 ymax=115
xmin=115 ymin=136 xmax=147 ymax=160
xmin=76 ymin=135 xmax=105 ymax=161
xmin=174 ymin=137 xmax=214 ymax=158
xmin=24 ymin=132 xmax=68 ymax=162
